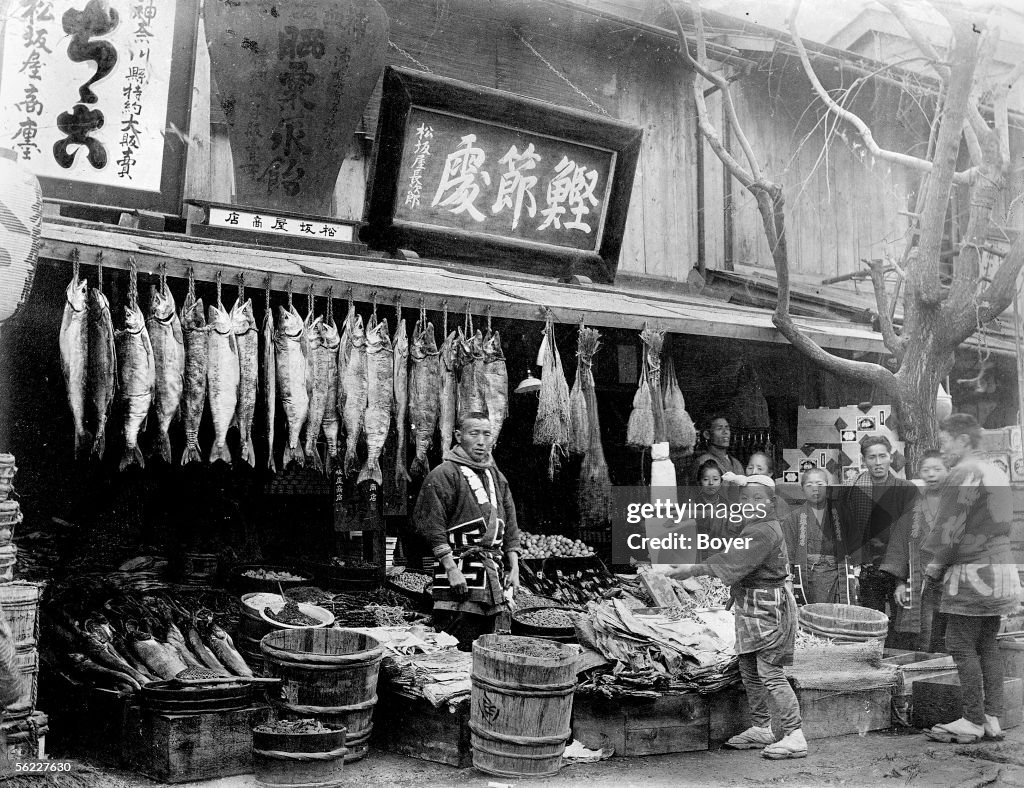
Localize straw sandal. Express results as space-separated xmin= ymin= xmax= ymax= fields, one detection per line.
xmin=724 ymin=726 xmax=777 ymax=750
xmin=762 ymin=729 xmax=808 ymax=760
xmin=925 ymin=718 xmax=983 ymax=744
xmin=983 ymin=715 xmax=1004 ymax=741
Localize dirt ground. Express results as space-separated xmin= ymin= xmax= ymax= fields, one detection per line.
xmin=45 ymin=723 xmax=1024 ymax=788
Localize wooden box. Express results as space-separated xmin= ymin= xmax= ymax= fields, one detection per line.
xmin=1002 ymin=637 xmax=1024 ymax=683
xmin=373 ymin=691 xmax=471 ymax=768
xmin=705 ymin=681 xmax=891 ymax=742
xmin=913 ymin=675 xmax=1023 ymax=730
xmin=572 ymin=693 xmax=709 ymax=756
xmin=138 ymin=705 xmax=272 ymax=784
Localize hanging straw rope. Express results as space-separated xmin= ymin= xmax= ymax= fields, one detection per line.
xmin=215 ymin=270 xmax=222 ymax=307
xmin=371 ymin=291 xmax=378 ymax=322
xmin=187 ymin=266 xmax=196 ymax=300
xmin=237 ymin=271 xmax=245 ymax=302
xmin=96 ymin=251 xmax=104 ymax=292
xmin=264 ymin=276 xmax=271 ymax=314
xmin=326 ymin=286 xmax=334 ymax=326
xmin=464 ymin=302 xmax=473 ymax=335
xmin=128 ymin=256 xmax=138 ymax=308
xmin=420 ymin=297 xmax=427 ymax=327
xmin=486 ymin=305 xmax=492 ymax=333
xmin=160 ymin=263 xmax=169 ymax=295
xmin=442 ymin=300 xmax=449 ymax=337
xmin=287 ymin=280 xmax=293 ymax=311
xmin=307 ymin=283 xmax=315 ymax=319
xmin=396 ymin=293 xmax=403 ymax=324
xmin=71 ymin=248 xmax=80 ymax=283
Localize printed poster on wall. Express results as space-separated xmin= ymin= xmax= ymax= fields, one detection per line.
xmin=0 ymin=0 xmax=199 ymax=215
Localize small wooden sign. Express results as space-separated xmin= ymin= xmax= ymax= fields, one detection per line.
xmin=363 ymin=67 xmax=643 ymax=283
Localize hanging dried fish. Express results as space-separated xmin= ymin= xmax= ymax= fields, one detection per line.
xmin=392 ymin=316 xmax=410 ymax=483
xmin=576 ymin=328 xmax=611 ymax=530
xmin=480 ymin=331 xmax=508 ymax=449
xmin=662 ymin=352 xmax=696 ymax=452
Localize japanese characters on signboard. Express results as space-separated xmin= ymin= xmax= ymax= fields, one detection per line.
xmin=364 ymin=67 xmax=642 ymax=283
xmin=0 ymin=0 xmax=198 ymax=215
xmin=396 ymin=108 xmax=614 ymax=253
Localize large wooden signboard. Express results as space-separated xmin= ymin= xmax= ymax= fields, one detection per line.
xmin=0 ymin=0 xmax=199 ymax=216
xmin=363 ymin=67 xmax=643 ymax=283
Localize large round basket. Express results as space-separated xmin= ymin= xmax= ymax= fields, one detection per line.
xmin=510 ymin=607 xmax=579 ymax=644
xmin=799 ymin=603 xmax=889 ymax=640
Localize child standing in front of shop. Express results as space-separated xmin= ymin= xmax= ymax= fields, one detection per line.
xmin=656 ymin=475 xmax=806 ymax=759
xmin=695 ymin=459 xmax=728 ymax=559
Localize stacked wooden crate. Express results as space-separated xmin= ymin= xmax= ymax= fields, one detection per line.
xmin=782 ymin=405 xmax=904 ymax=484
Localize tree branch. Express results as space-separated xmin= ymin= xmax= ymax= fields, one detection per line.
xmin=977 ymin=235 xmax=1024 ymax=325
xmin=913 ymin=16 xmax=982 ymax=305
xmin=867 ymin=258 xmax=905 ymax=359
xmin=787 ymin=1 xmax=977 ymax=186
xmin=878 ymin=0 xmax=947 ymax=81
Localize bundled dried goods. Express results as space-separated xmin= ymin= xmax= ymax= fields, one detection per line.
xmin=566 ymin=330 xmax=589 ymax=455
xmin=661 ymin=352 xmax=696 ymax=452
xmin=576 ymin=327 xmax=611 ymax=530
xmin=533 ymin=319 xmax=571 ymax=448
xmin=147 ymin=285 xmax=185 ymax=464
xmin=389 ymin=571 xmax=432 ymax=594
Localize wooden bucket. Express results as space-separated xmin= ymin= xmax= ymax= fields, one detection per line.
xmin=252 ymin=726 xmax=347 ymax=788
xmin=260 ymin=629 xmax=382 ymax=761
xmin=0 ymin=582 xmax=41 ymax=649
xmin=1001 ymin=636 xmax=1024 ymax=682
xmin=470 ymin=635 xmax=576 ymax=778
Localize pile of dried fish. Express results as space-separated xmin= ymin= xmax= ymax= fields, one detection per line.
xmin=255 ymin=718 xmax=339 ymax=734
xmin=45 ymin=578 xmax=252 ymax=693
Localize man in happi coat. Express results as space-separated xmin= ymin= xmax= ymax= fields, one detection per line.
xmin=782 ymin=468 xmax=852 ymax=605
xmin=413 ymin=412 xmax=521 ymax=651
xmin=656 ymin=475 xmax=807 ymax=759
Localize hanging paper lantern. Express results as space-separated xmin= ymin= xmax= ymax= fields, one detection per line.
xmin=0 ymin=149 xmax=42 ymax=325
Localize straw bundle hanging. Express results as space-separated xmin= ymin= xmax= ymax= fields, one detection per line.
xmin=576 ymin=328 xmax=611 ymax=530
xmin=662 ymin=353 xmax=697 ymax=452
xmin=567 ymin=326 xmax=591 ymax=454
xmin=533 ymin=317 xmax=571 ymax=446
xmin=626 ymin=352 xmax=654 ymax=448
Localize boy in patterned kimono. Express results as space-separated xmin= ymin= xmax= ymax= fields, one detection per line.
xmin=656 ymin=475 xmax=806 ymax=759
xmin=413 ymin=412 xmax=521 ymax=651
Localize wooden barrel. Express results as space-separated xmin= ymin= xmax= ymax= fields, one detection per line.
xmin=799 ymin=603 xmax=889 ymax=639
xmin=470 ymin=635 xmax=576 ymax=778
xmin=253 ymin=726 xmax=347 ymax=788
xmin=261 ymin=629 xmax=382 ymax=762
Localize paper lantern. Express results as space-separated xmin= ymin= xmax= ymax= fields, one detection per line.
xmin=0 ymin=149 xmax=42 ymax=325
xmin=204 ymin=0 xmax=390 ymax=215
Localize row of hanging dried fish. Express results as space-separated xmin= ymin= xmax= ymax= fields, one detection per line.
xmin=58 ymin=260 xmax=508 ymax=478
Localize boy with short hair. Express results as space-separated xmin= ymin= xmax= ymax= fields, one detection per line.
xmin=783 ymin=468 xmax=846 ymax=605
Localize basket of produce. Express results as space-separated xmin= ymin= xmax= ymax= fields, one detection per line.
xmin=258 ymin=598 xmax=335 ymax=630
xmin=231 ymin=565 xmax=313 ymax=594
xmin=799 ymin=603 xmax=889 ymax=641
xmin=386 ymin=569 xmax=433 ymax=611
xmin=306 ymin=558 xmax=385 ymax=592
xmin=519 ymin=530 xmax=596 ymax=561
xmin=511 ymin=606 xmax=580 ymax=644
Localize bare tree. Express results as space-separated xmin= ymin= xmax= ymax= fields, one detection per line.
xmin=665 ymin=0 xmax=1024 ymax=461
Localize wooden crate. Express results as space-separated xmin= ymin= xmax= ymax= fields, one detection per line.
xmin=572 ymin=693 xmax=709 ymax=756
xmin=913 ymin=675 xmax=1023 ymax=730
xmin=373 ymin=691 xmax=471 ymax=767
xmin=138 ymin=705 xmax=272 ymax=784
xmin=705 ymin=681 xmax=891 ymax=742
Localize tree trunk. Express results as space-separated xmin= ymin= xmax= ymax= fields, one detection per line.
xmin=892 ymin=319 xmax=955 ymax=469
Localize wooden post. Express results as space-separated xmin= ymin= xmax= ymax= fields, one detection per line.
xmin=1014 ymin=278 xmax=1024 ymax=435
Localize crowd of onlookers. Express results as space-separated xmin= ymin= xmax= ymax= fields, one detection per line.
xmin=690 ymin=412 xmax=1022 ymax=744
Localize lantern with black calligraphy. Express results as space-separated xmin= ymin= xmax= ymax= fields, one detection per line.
xmin=203 ymin=0 xmax=389 ymax=216
xmin=0 ymin=149 xmax=42 ymax=326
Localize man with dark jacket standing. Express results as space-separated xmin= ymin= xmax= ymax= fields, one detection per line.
xmin=837 ymin=435 xmax=917 ymax=623
xmin=413 ymin=412 xmax=521 ymax=651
